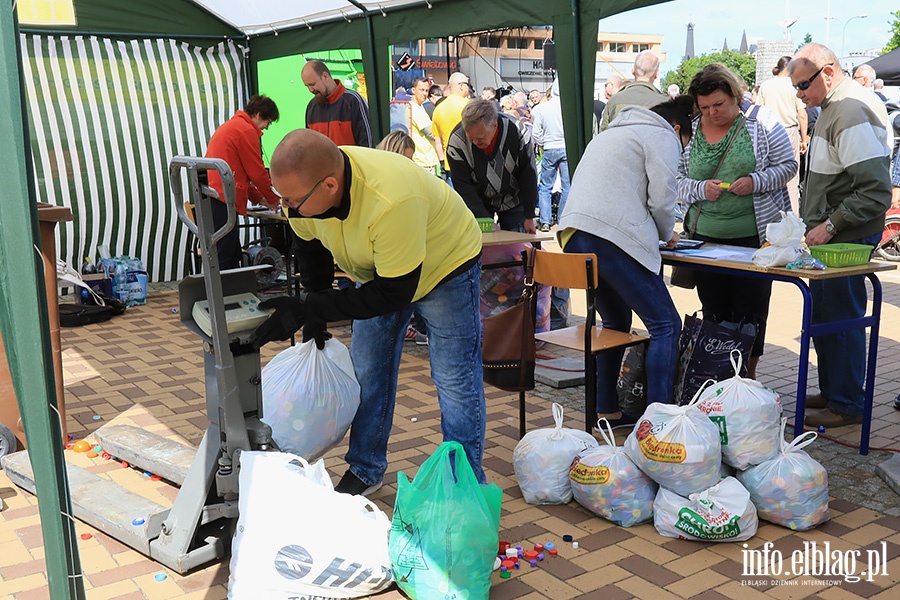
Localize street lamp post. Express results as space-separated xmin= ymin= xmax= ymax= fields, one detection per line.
xmin=841 ymin=14 xmax=868 ymax=59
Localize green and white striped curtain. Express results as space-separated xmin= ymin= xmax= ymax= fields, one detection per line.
xmin=21 ymin=34 xmax=248 ymax=282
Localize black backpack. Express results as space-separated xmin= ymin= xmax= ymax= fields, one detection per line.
xmin=59 ymin=295 xmax=126 ymax=327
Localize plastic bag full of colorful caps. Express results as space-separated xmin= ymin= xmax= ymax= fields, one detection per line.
xmin=569 ymin=419 xmax=657 ymax=527
xmin=736 ymin=418 xmax=830 ymax=531
xmin=696 ymin=350 xmax=783 ymax=470
xmin=653 ymin=476 xmax=759 ymax=542
xmin=623 ymin=382 xmax=722 ymax=497
xmin=513 ymin=403 xmax=598 ymax=505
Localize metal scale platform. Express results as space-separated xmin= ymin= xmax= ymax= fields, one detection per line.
xmin=3 ymin=157 xmax=276 ymax=573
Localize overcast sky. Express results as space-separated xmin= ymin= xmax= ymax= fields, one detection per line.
xmin=599 ymin=0 xmax=898 ymax=74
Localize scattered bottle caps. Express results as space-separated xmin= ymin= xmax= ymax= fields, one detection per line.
xmin=72 ymin=440 xmax=91 ymax=453
xmin=150 ymin=474 xmax=162 ymax=481
xmin=410 ymin=417 xmax=418 ymax=423
xmin=505 ymin=548 xmax=518 ymax=559
xmin=500 ymin=570 xmax=511 ymax=579
xmin=533 ymin=543 xmax=544 ymax=552
xmin=122 ymin=461 xmax=129 ymax=468
xmin=86 ymin=452 xmax=99 ymax=459
xmin=154 ymin=573 xmax=167 ymax=582
xmin=501 ymin=559 xmax=515 ymax=570
xmin=92 ymin=445 xmax=103 ymax=453
xmin=572 ymin=542 xmax=579 ymax=549
xmin=172 ymin=308 xmax=178 ymax=314
xmin=132 ymin=518 xmax=145 ymax=526
xmin=79 ymin=533 xmax=92 ymax=540
xmin=548 ymin=548 xmax=558 ymax=556
xmin=529 ymin=560 xmax=537 ymax=567
xmin=817 ymin=425 xmax=825 ymax=433
xmin=512 ymin=562 xmax=520 ymax=570
xmin=545 ymin=542 xmax=555 ymax=550
xmin=493 ymin=557 xmax=501 ymax=571
xmin=92 ymin=415 xmax=102 ymax=421
xmin=562 ymin=534 xmax=573 ymax=542
xmin=537 ymin=553 xmax=544 ymax=561
xmin=499 ymin=541 xmax=510 ymax=553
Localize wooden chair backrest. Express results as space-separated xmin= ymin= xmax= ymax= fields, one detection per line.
xmin=531 ymin=249 xmax=598 ymax=291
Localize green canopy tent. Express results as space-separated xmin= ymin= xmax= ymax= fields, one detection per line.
xmin=1 ymin=1 xmax=669 ymax=597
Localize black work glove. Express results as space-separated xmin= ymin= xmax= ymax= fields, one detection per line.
xmin=302 ymin=319 xmax=331 ymax=350
xmin=253 ymin=295 xmax=307 ymax=348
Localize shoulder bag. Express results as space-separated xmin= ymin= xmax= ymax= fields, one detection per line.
xmin=670 ymin=114 xmax=744 ymax=290
xmin=482 ymin=247 xmax=536 ymax=391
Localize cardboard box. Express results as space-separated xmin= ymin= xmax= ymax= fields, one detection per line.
xmin=76 ymin=273 xmax=113 ymax=305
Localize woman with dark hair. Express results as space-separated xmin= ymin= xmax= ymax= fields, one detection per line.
xmin=756 ymin=55 xmax=809 ymax=213
xmin=205 ymin=94 xmax=281 ymax=269
xmin=557 ymin=97 xmax=694 ymax=427
xmin=676 ymin=63 xmax=797 ymax=379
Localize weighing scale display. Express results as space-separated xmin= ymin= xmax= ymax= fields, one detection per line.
xmin=192 ymin=293 xmax=272 ymax=337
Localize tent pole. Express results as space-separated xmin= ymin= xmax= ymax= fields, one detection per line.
xmin=0 ymin=12 xmax=86 ymax=600
xmin=570 ymin=0 xmax=586 ymax=154
xmin=346 ymin=0 xmax=385 ymax=142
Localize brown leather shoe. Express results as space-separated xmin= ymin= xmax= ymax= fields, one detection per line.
xmin=804 ymin=394 xmax=828 ymax=409
xmin=804 ymin=407 xmax=863 ymax=428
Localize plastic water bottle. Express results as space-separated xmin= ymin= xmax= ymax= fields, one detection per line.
xmin=81 ymin=257 xmax=96 ymax=275
xmin=114 ymin=262 xmax=128 ymax=302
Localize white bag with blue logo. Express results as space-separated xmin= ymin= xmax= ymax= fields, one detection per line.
xmin=229 ymin=451 xmax=392 ymax=599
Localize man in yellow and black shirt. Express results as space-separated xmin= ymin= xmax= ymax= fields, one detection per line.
xmin=252 ymin=129 xmax=486 ymax=495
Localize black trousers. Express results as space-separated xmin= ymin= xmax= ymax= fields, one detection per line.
xmin=210 ymin=199 xmax=242 ymax=270
xmin=692 ymin=233 xmax=771 ymax=357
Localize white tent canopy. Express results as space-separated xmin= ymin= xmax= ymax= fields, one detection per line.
xmin=192 ymin=0 xmax=437 ymax=35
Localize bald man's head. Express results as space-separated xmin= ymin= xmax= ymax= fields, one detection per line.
xmin=633 ymin=51 xmax=660 ymax=81
xmin=788 ymin=43 xmax=842 ymax=108
xmin=270 ymin=129 xmax=344 ymax=215
xmin=448 ymin=72 xmax=471 ymax=98
xmin=271 ymin=129 xmax=342 ymax=181
xmin=789 ymin=43 xmax=841 ymax=77
xmin=853 ymin=64 xmax=876 ymax=88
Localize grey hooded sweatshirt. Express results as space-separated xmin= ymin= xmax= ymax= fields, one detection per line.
xmin=558 ymin=105 xmax=680 ymax=273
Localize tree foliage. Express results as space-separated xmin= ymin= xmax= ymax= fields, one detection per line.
xmin=661 ymin=50 xmax=757 ymax=94
xmin=797 ymin=33 xmax=812 ymax=53
xmin=883 ymin=10 xmax=900 ymax=55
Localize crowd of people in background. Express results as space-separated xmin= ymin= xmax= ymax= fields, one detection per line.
xmin=200 ymin=42 xmax=895 ymax=494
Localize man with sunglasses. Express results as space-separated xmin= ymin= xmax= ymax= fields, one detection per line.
xmin=788 ymin=44 xmax=891 ymax=428
xmin=253 ymin=129 xmax=486 ymax=496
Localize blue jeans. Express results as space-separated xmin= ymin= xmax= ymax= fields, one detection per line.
xmin=347 ymin=260 xmax=486 ymax=484
xmin=811 ymin=233 xmax=880 ymax=417
xmin=538 ymin=148 xmax=570 ymax=225
xmin=566 ymin=232 xmax=681 ymax=412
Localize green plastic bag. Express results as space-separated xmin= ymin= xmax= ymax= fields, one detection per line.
xmin=389 ymin=441 xmax=502 ymax=600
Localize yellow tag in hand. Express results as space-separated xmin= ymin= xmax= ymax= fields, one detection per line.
xmin=718 ymin=182 xmax=731 ymax=189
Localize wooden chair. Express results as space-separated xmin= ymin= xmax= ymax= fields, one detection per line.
xmin=183 ymin=202 xmax=202 ymax=274
xmin=530 ymin=248 xmax=649 ymax=434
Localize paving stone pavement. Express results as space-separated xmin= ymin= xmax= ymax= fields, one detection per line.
xmin=3 ymin=262 xmax=896 ymax=599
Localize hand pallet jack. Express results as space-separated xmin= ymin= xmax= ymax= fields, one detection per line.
xmin=2 ymin=156 xmax=274 ymax=573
